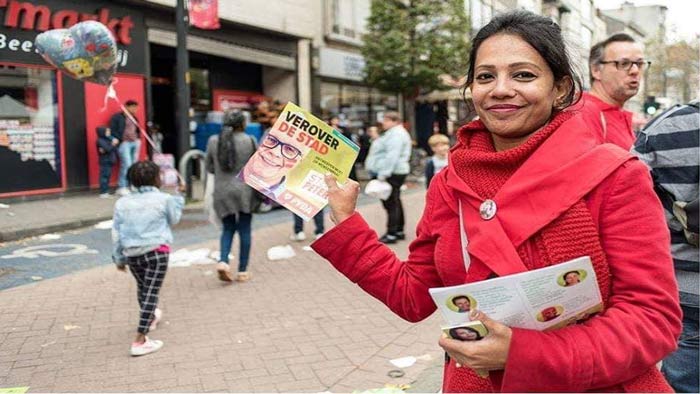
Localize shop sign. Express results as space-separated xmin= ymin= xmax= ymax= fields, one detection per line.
xmin=0 ymin=0 xmax=145 ymax=73
xmin=319 ymin=47 xmax=365 ymax=82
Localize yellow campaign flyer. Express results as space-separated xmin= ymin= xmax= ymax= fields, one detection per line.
xmin=239 ymin=102 xmax=359 ymax=221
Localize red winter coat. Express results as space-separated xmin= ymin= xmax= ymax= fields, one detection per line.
xmin=312 ymin=114 xmax=681 ymax=392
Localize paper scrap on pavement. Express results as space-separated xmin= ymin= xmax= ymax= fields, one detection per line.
xmin=267 ymin=245 xmax=296 ymax=260
xmin=389 ymin=356 xmax=417 ymax=368
xmin=415 ymin=353 xmax=433 ymax=362
xmin=93 ymin=220 xmax=113 ymax=230
xmin=39 ymin=233 xmax=61 ymax=241
xmin=63 ymin=325 xmax=80 ymax=331
xmin=30 ymin=276 xmax=43 ymax=281
xmin=302 ymin=246 xmax=313 ymax=251
xmin=0 ymin=203 xmax=9 ymax=209
xmin=0 ymin=387 xmax=30 ymax=394
xmin=169 ymin=248 xmax=217 ymax=268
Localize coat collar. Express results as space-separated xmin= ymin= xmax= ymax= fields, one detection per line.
xmin=437 ymin=113 xmax=633 ymax=276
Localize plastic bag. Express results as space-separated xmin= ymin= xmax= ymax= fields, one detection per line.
xmin=364 ymin=179 xmax=392 ymax=200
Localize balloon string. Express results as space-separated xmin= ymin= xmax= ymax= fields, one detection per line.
xmin=104 ymin=81 xmax=186 ymax=185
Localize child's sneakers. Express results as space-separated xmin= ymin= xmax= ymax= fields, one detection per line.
xmin=149 ymin=308 xmax=162 ymax=332
xmin=130 ymin=337 xmax=163 ymax=356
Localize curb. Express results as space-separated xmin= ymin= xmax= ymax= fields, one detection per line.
xmin=0 ymin=204 xmax=204 ymax=243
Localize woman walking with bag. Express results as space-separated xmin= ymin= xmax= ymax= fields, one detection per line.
xmin=205 ymin=111 xmax=259 ymax=282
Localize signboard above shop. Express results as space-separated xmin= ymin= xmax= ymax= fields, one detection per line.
xmin=318 ymin=47 xmax=365 ymax=82
xmin=0 ymin=0 xmax=146 ymax=73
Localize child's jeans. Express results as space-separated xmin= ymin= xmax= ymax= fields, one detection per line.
xmin=99 ymin=163 xmax=113 ymax=194
xmin=127 ymin=250 xmax=168 ymax=335
xmin=293 ymin=210 xmax=324 ymax=235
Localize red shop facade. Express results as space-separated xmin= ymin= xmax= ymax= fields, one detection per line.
xmin=0 ymin=0 xmax=147 ymax=198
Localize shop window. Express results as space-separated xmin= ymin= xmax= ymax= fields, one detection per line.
xmin=0 ymin=64 xmax=62 ymax=195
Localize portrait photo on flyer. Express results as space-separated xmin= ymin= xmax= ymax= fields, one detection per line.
xmin=238 ymin=102 xmax=359 ymax=221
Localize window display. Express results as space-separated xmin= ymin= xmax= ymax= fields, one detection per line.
xmin=0 ymin=64 xmax=62 ymax=195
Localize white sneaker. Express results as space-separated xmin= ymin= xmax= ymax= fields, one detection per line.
xmin=117 ymin=187 xmax=131 ymax=196
xmin=289 ymin=231 xmax=306 ymax=242
xmin=130 ymin=337 xmax=163 ymax=356
xmin=315 ymin=233 xmax=324 ymax=240
xmin=99 ymin=193 xmax=112 ymax=199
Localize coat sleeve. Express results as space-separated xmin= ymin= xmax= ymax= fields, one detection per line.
xmin=500 ymin=160 xmax=682 ymax=392
xmin=311 ymin=184 xmax=445 ymax=322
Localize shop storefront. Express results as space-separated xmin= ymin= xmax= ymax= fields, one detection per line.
xmin=0 ymin=0 xmax=147 ymax=198
xmin=144 ymin=13 xmax=302 ymax=153
xmin=316 ymin=47 xmax=398 ymax=132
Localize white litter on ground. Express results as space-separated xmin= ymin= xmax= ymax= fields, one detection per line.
xmin=169 ymin=248 xmax=217 ymax=267
xmin=38 ymin=234 xmax=61 ymax=241
xmin=0 ymin=203 xmax=9 ymax=209
xmin=302 ymin=246 xmax=313 ymax=251
xmin=267 ymin=245 xmax=296 ymax=260
xmin=63 ymin=324 xmax=80 ymax=331
xmin=389 ymin=356 xmax=417 ymax=368
xmin=93 ymin=220 xmax=113 ymax=230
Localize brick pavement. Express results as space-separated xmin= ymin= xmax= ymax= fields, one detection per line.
xmin=0 ymin=191 xmax=444 ymax=393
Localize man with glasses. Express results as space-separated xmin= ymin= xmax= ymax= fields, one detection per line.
xmin=240 ymin=132 xmax=305 ymax=198
xmin=579 ymin=33 xmax=648 ymax=149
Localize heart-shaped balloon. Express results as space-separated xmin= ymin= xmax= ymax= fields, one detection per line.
xmin=35 ymin=21 xmax=117 ymax=85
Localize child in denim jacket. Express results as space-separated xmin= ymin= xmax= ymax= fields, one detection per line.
xmin=112 ymin=161 xmax=184 ymax=356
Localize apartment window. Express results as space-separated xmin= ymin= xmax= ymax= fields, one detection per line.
xmin=329 ymin=0 xmax=369 ymax=42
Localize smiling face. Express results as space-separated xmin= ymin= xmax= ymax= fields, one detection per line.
xmin=542 ymin=307 xmax=559 ymax=321
xmin=453 ymin=296 xmax=471 ymax=313
xmin=564 ymin=272 xmax=581 ymax=286
xmin=470 ymin=33 xmax=569 ymax=151
xmin=248 ymin=132 xmax=302 ymax=184
xmin=454 ymin=327 xmax=479 ymax=341
xmin=591 ymin=41 xmax=644 ymax=106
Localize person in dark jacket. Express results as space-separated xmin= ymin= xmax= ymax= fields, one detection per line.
xmin=97 ymin=126 xmax=119 ymax=197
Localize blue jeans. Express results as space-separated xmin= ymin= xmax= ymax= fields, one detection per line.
xmin=99 ymin=163 xmax=114 ymax=194
xmin=219 ymin=213 xmax=252 ymax=272
xmin=118 ymin=140 xmax=141 ymax=187
xmin=662 ymin=291 xmax=699 ymax=393
xmin=293 ymin=210 xmax=324 ymax=234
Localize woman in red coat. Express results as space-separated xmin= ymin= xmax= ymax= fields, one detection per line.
xmin=312 ymin=11 xmax=681 ymax=393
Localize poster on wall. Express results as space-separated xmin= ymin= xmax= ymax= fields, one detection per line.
xmin=0 ymin=67 xmax=63 ymax=196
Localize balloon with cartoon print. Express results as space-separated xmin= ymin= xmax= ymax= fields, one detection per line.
xmin=35 ymin=21 xmax=117 ymax=85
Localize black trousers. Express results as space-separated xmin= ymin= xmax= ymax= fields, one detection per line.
xmin=128 ymin=250 xmax=169 ymax=334
xmin=381 ymin=174 xmax=407 ymax=235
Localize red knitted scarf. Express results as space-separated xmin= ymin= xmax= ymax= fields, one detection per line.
xmin=443 ymin=112 xmax=616 ymax=392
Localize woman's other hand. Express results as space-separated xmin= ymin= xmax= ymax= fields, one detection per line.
xmin=439 ymin=310 xmax=513 ymax=371
xmin=324 ymin=174 xmax=360 ymax=224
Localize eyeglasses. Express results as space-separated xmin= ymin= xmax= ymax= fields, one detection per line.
xmin=261 ymin=134 xmax=302 ymax=160
xmin=599 ymin=59 xmax=651 ymax=72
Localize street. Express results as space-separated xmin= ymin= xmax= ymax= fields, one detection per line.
xmin=0 ymin=190 xmax=444 ymax=393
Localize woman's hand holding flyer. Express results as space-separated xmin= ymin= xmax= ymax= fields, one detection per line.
xmin=324 ymin=175 xmax=360 ymax=224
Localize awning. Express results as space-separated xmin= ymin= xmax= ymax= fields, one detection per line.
xmin=148 ymin=28 xmax=296 ymax=71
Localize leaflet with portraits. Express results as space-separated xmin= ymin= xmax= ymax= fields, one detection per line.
xmin=239 ymin=102 xmax=359 ymax=221
xmin=429 ymin=256 xmax=604 ymax=331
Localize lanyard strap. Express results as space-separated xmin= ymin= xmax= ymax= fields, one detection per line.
xmin=458 ymin=199 xmax=471 ymax=273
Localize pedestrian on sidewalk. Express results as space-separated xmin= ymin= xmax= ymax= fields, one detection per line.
xmin=364 ymin=111 xmax=412 ymax=244
xmin=290 ymin=209 xmax=325 ymax=241
xmin=205 ymin=111 xmax=259 ymax=283
xmin=112 ymin=161 xmax=184 ymax=357
xmin=111 ymin=100 xmax=141 ymax=196
xmin=314 ymin=11 xmax=680 ymax=393
xmin=96 ymin=126 xmax=119 ymax=197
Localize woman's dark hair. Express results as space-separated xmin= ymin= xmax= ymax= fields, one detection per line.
xmin=217 ymin=111 xmax=247 ymax=172
xmin=449 ymin=326 xmax=482 ymax=341
xmin=464 ymin=10 xmax=582 ymax=110
xmin=127 ymin=161 xmax=160 ymax=188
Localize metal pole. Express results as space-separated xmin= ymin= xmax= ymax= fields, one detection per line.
xmin=175 ymin=0 xmax=191 ymax=164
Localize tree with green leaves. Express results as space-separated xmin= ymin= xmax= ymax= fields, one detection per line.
xmin=362 ymin=0 xmax=471 ymax=134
